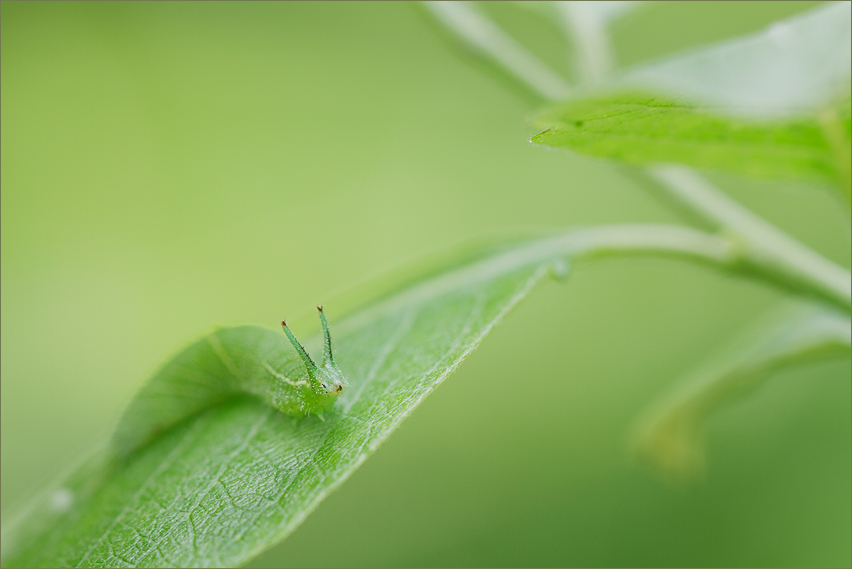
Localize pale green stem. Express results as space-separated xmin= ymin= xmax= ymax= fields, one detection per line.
xmin=546 ymin=224 xmax=733 ymax=266
xmin=421 ymin=1 xmax=572 ymax=101
xmin=340 ymin=224 xmax=740 ymax=331
xmin=554 ymin=2 xmax=615 ymax=86
xmin=647 ymin=164 xmax=851 ymax=311
xmin=336 ymin=224 xmax=847 ymax=335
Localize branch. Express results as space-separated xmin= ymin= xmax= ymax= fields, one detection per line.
xmin=554 ymin=2 xmax=615 ymax=86
xmin=646 ymin=165 xmax=851 ymax=311
xmin=421 ymin=1 xmax=572 ymax=101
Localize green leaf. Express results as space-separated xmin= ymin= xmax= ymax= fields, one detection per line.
xmin=530 ymin=92 xmax=850 ymax=189
xmin=5 ymin=223 xmax=845 ymax=567
xmin=1 ymin=223 xmax=775 ymax=567
xmin=631 ymin=302 xmax=851 ymax=484
xmin=2 ymin=232 xmax=578 ymax=568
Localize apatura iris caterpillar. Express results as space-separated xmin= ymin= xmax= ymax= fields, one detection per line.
xmin=262 ymin=305 xmax=349 ymax=418
xmin=110 ymin=305 xmax=350 ymax=458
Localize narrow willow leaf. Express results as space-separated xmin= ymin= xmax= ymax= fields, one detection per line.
xmin=0 ymin=224 xmax=765 ymax=568
xmin=6 ymin=223 xmax=843 ymax=567
xmin=2 ymin=228 xmax=633 ymax=568
xmin=530 ymin=92 xmax=850 ymax=189
xmin=631 ymin=302 xmax=851 ymax=484
xmin=7 ymin=268 xmax=556 ymax=566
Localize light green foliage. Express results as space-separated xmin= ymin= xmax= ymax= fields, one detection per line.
xmin=423 ymin=0 xmax=850 ymax=495
xmin=2 ymin=236 xmax=565 ymax=567
xmin=526 ymin=0 xmax=852 ymax=202
xmin=3 ymin=2 xmax=850 ymax=567
xmin=530 ymin=92 xmax=850 ymax=189
xmin=5 ymin=221 xmax=847 ymax=566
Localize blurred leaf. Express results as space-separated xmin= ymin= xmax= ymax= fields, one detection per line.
xmin=631 ymin=302 xmax=851 ymax=484
xmin=615 ymin=1 xmax=851 ymax=118
xmin=530 ymin=92 xmax=850 ymax=190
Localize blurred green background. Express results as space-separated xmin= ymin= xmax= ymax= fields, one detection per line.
xmin=2 ymin=2 xmax=849 ymax=566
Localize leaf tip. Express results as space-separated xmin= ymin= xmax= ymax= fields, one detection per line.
xmin=529 ymin=128 xmax=550 ymax=144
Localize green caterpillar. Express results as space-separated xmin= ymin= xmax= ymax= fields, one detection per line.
xmin=267 ymin=306 xmax=349 ymax=416
xmin=111 ymin=306 xmax=349 ymax=459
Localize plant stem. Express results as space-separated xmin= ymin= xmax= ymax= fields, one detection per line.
xmin=554 ymin=2 xmax=614 ymax=86
xmin=492 ymin=223 xmax=847 ymax=314
xmin=540 ymin=224 xmax=734 ymax=267
xmin=646 ymin=165 xmax=851 ymax=312
xmin=421 ymin=1 xmax=572 ymax=101
xmin=395 ymin=224 xmax=847 ymax=314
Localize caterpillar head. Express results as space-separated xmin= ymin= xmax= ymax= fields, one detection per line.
xmin=281 ymin=306 xmax=348 ymax=404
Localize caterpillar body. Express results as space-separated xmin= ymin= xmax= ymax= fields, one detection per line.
xmin=266 ymin=305 xmax=349 ymax=417
xmin=111 ymin=306 xmax=349 ymax=459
